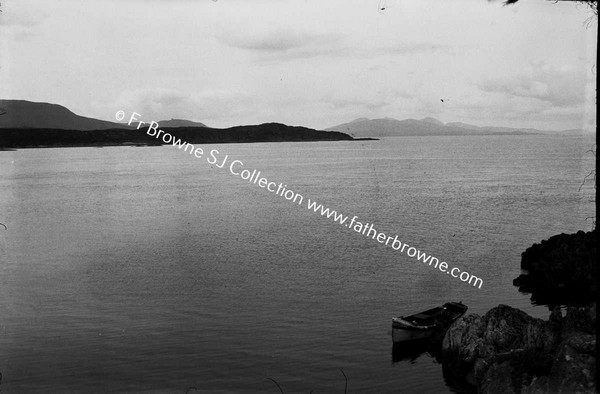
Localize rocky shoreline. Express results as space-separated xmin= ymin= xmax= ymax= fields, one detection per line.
xmin=441 ymin=302 xmax=596 ymax=393
xmin=440 ymin=229 xmax=597 ymax=393
xmin=514 ymin=230 xmax=596 ymax=306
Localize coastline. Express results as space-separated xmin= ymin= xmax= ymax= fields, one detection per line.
xmin=0 ymin=124 xmax=356 ymax=149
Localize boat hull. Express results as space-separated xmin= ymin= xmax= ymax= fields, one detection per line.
xmin=391 ymin=302 xmax=468 ymax=344
xmin=392 ymin=327 xmax=434 ymax=343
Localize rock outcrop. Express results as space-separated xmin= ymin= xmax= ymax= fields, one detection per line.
xmin=513 ymin=229 xmax=597 ymax=306
xmin=441 ymin=228 xmax=597 ymax=393
xmin=441 ymin=303 xmax=596 ymax=393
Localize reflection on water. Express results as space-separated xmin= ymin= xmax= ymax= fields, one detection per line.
xmin=392 ymin=339 xmax=476 ymax=393
xmin=391 ymin=339 xmax=434 ymax=363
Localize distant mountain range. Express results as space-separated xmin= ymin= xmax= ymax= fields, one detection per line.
xmin=0 ymin=100 xmax=355 ymax=148
xmin=0 ymin=100 xmax=589 ymax=149
xmin=325 ymin=117 xmax=586 ymax=137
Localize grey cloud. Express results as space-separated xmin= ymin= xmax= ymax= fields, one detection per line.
xmin=218 ymin=25 xmax=446 ymax=60
xmin=383 ymin=42 xmax=448 ymax=55
xmin=217 ymin=28 xmax=328 ymax=52
xmin=479 ymin=65 xmax=586 ymax=107
xmin=0 ymin=5 xmax=46 ymax=41
xmin=322 ymin=97 xmax=390 ymax=111
xmin=115 ymin=88 xmax=254 ymax=124
xmin=309 ymin=42 xmax=448 ymax=59
xmin=0 ymin=6 xmax=45 ymax=27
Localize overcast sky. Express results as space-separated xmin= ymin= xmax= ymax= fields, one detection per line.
xmin=0 ymin=0 xmax=597 ymax=130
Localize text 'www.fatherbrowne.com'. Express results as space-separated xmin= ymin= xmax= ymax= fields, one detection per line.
xmin=125 ymin=111 xmax=484 ymax=289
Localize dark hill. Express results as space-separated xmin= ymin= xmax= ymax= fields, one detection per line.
xmin=157 ymin=119 xmax=207 ymax=128
xmin=0 ymin=100 xmax=355 ymax=148
xmin=0 ymin=123 xmax=354 ymax=148
xmin=0 ymin=100 xmax=129 ymax=130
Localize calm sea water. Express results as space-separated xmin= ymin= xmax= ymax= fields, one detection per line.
xmin=0 ymin=135 xmax=595 ymax=393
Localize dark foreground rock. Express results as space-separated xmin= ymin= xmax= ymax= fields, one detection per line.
xmin=513 ymin=229 xmax=597 ymax=306
xmin=441 ymin=303 xmax=596 ymax=393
